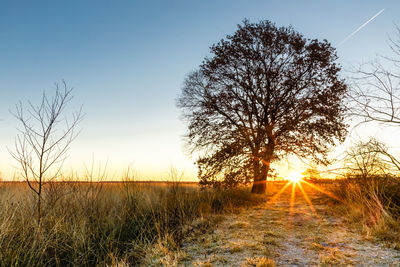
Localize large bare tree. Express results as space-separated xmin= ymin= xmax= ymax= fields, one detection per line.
xmin=10 ymin=82 xmax=83 ymax=223
xmin=178 ymin=20 xmax=348 ymax=193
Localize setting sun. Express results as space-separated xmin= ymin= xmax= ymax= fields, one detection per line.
xmin=288 ymin=172 xmax=303 ymax=183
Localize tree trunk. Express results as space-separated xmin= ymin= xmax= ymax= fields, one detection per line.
xmin=251 ymin=159 xmax=269 ymax=194
xmin=251 ymin=177 xmax=266 ymax=194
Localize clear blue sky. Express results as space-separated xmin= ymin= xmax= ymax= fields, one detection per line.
xmin=0 ymin=0 xmax=399 ymax=180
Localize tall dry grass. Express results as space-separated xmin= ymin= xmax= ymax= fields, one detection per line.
xmin=330 ymin=175 xmax=400 ymax=249
xmin=0 ymin=180 xmax=264 ymax=266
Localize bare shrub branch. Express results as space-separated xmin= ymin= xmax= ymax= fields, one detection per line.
xmin=349 ymin=26 xmax=400 ymax=125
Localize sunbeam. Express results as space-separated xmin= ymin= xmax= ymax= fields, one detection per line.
xmin=301 ymin=180 xmax=342 ymax=202
xmin=289 ymin=180 xmax=296 ymax=218
xmin=297 ymin=182 xmax=320 ymax=219
xmin=265 ymin=181 xmax=292 ymax=207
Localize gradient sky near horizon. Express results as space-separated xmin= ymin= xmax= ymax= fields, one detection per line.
xmin=1 ymin=0 xmax=399 ymax=180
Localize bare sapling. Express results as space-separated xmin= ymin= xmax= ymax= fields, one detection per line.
xmin=10 ymin=81 xmax=83 ymax=224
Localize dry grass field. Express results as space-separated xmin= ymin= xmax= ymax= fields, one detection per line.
xmin=0 ymin=177 xmax=399 ymax=266
xmin=0 ymin=180 xmax=265 ymax=266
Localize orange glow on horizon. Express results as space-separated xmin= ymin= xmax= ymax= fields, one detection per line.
xmin=264 ymin=175 xmax=344 ymax=223
xmin=287 ymin=171 xmax=303 ymax=183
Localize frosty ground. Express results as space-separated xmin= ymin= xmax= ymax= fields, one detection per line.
xmin=155 ymin=183 xmax=400 ymax=266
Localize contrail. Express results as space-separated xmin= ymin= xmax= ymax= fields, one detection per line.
xmin=338 ymin=8 xmax=385 ymax=47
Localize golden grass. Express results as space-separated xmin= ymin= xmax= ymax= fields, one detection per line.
xmin=245 ymin=256 xmax=275 ymax=267
xmin=327 ymin=177 xmax=400 ymax=249
xmin=0 ymin=181 xmax=261 ymax=265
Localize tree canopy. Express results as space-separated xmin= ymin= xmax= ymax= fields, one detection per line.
xmin=178 ymin=20 xmax=348 ymax=193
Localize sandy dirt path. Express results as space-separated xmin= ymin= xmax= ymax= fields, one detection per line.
xmin=178 ymin=182 xmax=400 ymax=266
